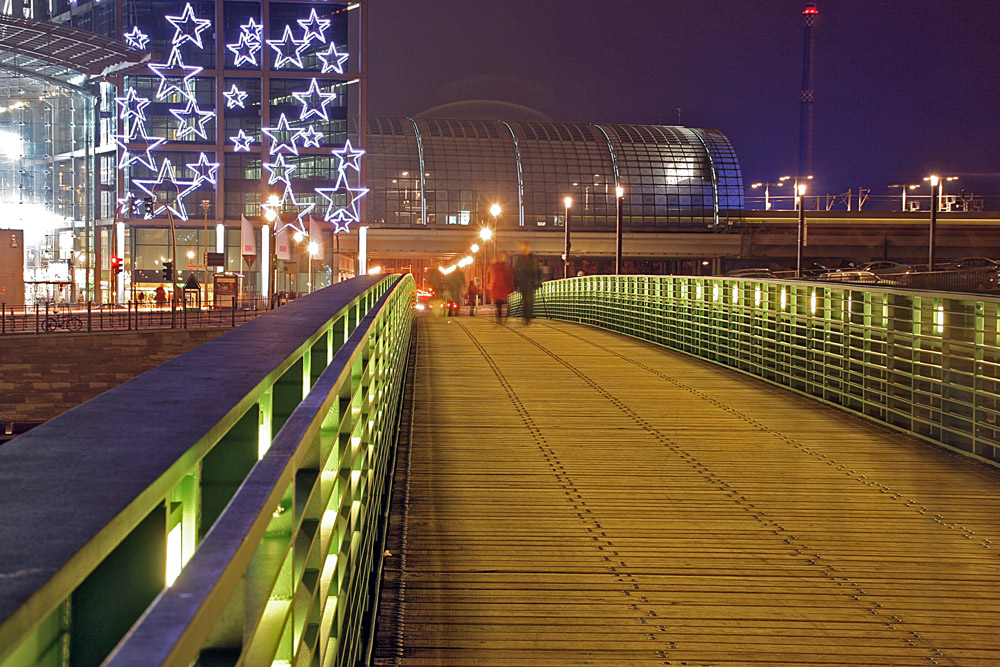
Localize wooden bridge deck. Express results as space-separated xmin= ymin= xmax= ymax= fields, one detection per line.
xmin=375 ymin=314 xmax=1000 ymax=666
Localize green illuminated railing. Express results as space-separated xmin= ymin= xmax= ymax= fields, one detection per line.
xmin=512 ymin=275 xmax=1000 ymax=467
xmin=0 ymin=274 xmax=415 ymax=667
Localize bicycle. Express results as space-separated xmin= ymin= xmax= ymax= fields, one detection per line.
xmin=43 ymin=307 xmax=83 ymax=332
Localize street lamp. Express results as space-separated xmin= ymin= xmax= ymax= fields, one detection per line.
xmin=888 ymin=183 xmax=920 ymax=212
xmin=615 ymin=185 xmax=625 ymax=274
xmin=563 ymin=196 xmax=573 ymax=279
xmin=927 ymin=175 xmax=939 ymax=270
xmin=307 ymin=240 xmax=319 ymax=293
xmin=924 ymin=175 xmax=958 ymax=211
xmin=750 ymin=181 xmax=784 ymax=211
xmin=780 ymin=175 xmax=813 ymax=209
xmin=796 ymin=183 xmax=807 ymax=278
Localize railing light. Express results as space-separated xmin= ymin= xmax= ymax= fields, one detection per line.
xmin=754 ymin=286 xmax=761 ymax=307
xmin=732 ymin=284 xmax=739 ymax=304
xmin=810 ymin=291 xmax=817 ymax=315
xmin=780 ymin=288 xmax=787 ymax=311
xmin=935 ymin=305 xmax=945 ymax=334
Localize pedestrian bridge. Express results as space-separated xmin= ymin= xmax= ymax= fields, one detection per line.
xmin=2 ymin=275 xmax=1000 ymax=666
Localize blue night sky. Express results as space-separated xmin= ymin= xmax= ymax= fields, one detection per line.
xmin=369 ymin=0 xmax=1000 ymax=202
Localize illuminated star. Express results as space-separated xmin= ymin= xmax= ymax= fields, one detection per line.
xmin=123 ymin=26 xmax=150 ymax=50
xmin=226 ymin=32 xmax=260 ymax=68
xmin=291 ymin=78 xmax=336 ymax=122
xmin=261 ymin=113 xmax=303 ymax=155
xmin=230 ymin=128 xmax=253 ymax=152
xmin=223 ymin=84 xmax=248 ymax=109
xmin=263 ymin=154 xmax=297 ymax=186
xmin=114 ymin=88 xmax=151 ymax=140
xmin=188 ymin=152 xmax=220 ymax=185
xmin=300 ymin=125 xmax=323 ymax=148
xmin=297 ymin=8 xmax=330 ymax=45
xmin=333 ymin=139 xmax=365 ymax=172
xmin=316 ymin=41 xmax=349 ymax=74
xmin=262 ymin=185 xmax=316 ymax=235
xmin=266 ymin=25 xmax=307 ymax=69
xmin=169 ymin=99 xmax=215 ymax=140
xmin=316 ymin=171 xmax=368 ymax=232
xmin=148 ymin=58 xmax=202 ymax=102
xmin=166 ymin=3 xmax=212 ymax=49
xmin=241 ymin=17 xmax=263 ymax=44
xmin=116 ymin=194 xmax=144 ymax=217
xmin=114 ymin=128 xmax=166 ymax=171
xmin=134 ymin=158 xmax=199 ymax=221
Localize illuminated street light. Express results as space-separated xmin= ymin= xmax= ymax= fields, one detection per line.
xmin=888 ymin=183 xmax=921 ymax=212
xmin=563 ymin=196 xmax=573 ymax=279
xmin=750 ymin=181 xmax=784 ymax=211
xmin=293 ymin=230 xmax=304 ymax=243
xmin=470 ymin=243 xmax=479 ymax=253
xmin=489 ymin=203 xmax=502 ymax=218
xmin=615 ymin=185 xmax=625 ymax=274
xmin=927 ymin=175 xmax=940 ymax=269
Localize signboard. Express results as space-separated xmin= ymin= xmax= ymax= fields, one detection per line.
xmin=206 ymin=252 xmax=225 ymax=267
xmin=283 ymin=262 xmax=298 ymax=273
xmin=214 ymin=273 xmax=241 ymax=297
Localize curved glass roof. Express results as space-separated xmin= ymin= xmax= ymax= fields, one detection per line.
xmin=367 ymin=117 xmax=744 ymax=231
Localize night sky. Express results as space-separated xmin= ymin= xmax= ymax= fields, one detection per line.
xmin=369 ymin=0 xmax=1000 ymax=203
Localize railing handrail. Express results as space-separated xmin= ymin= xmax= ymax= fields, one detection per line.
xmin=104 ymin=278 xmax=411 ymax=666
xmin=0 ymin=275 xmax=408 ymax=666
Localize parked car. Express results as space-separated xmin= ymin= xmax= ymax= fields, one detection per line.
xmin=859 ymin=260 xmax=910 ymax=276
xmin=817 ymin=269 xmax=882 ymax=284
xmin=725 ymin=268 xmax=774 ymax=279
xmin=945 ymin=257 xmax=999 ymax=270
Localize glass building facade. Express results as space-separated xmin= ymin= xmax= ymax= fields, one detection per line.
xmin=367 ymin=117 xmax=744 ymax=231
xmin=0 ymin=0 xmax=367 ymax=303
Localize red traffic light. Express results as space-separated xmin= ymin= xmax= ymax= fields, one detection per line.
xmin=111 ymin=256 xmax=122 ymax=273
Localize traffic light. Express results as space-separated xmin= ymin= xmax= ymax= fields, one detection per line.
xmin=144 ymin=197 xmax=155 ymax=217
xmin=110 ymin=256 xmax=122 ymax=275
xmin=162 ymin=261 xmax=173 ymax=281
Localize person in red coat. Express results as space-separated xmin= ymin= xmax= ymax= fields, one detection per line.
xmin=486 ymin=251 xmax=515 ymax=322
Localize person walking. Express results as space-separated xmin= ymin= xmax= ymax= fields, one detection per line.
xmin=154 ymin=285 xmax=167 ymax=309
xmin=466 ymin=277 xmax=481 ymax=316
xmin=443 ymin=267 xmax=465 ymax=317
xmin=486 ymin=251 xmax=515 ymax=322
xmin=513 ymin=242 xmax=541 ymax=324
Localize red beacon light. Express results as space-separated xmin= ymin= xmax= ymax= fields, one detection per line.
xmin=803 ymin=3 xmax=818 ymax=14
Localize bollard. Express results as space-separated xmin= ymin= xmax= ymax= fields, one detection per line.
xmin=87 ymin=301 xmax=92 ymax=332
xmin=232 ymin=296 xmax=236 ymax=328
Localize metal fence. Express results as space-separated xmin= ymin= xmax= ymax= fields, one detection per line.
xmin=0 ymin=297 xmax=272 ymax=335
xmin=512 ymin=275 xmax=1000 ymax=467
xmin=0 ymin=275 xmax=416 ymax=667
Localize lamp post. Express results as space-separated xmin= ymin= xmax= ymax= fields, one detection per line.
xmin=615 ymin=185 xmax=625 ymax=274
xmin=307 ymin=240 xmax=319 ymax=293
xmin=888 ymin=183 xmax=920 ymax=212
xmin=796 ymin=183 xmax=807 ymax=278
xmin=927 ymin=175 xmax=939 ymax=270
xmin=780 ymin=174 xmax=813 ymax=209
xmin=563 ymin=196 xmax=572 ymax=279
xmin=750 ymin=181 xmax=784 ymax=211
xmin=200 ymin=199 xmax=210 ymax=308
xmin=923 ymin=175 xmax=957 ymax=212
xmin=262 ymin=194 xmax=280 ymax=308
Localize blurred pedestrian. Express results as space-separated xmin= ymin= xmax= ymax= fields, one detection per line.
xmin=466 ymin=276 xmax=481 ymax=316
xmin=154 ymin=285 xmax=167 ymax=308
xmin=486 ymin=251 xmax=515 ymax=322
xmin=513 ymin=242 xmax=541 ymax=324
xmin=443 ymin=267 xmax=465 ymax=316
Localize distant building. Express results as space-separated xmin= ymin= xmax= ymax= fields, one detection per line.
xmin=367 ymin=117 xmax=744 ymax=231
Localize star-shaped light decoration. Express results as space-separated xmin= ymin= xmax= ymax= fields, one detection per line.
xmin=263 ymin=154 xmax=297 ymax=186
xmin=230 ymin=128 xmax=253 ymax=152
xmin=333 ymin=139 xmax=365 ymax=173
xmin=123 ymin=26 xmax=150 ymax=50
xmin=266 ymin=25 xmax=307 ymax=69
xmin=188 ymin=152 xmax=220 ymax=186
xmin=300 ymin=125 xmax=324 ymax=148
xmin=261 ymin=113 xmax=304 ymax=155
xmin=297 ymin=8 xmax=330 ymax=45
xmin=170 ymin=99 xmax=215 ymax=140
xmin=114 ymin=88 xmax=151 ymax=140
xmin=223 ymin=84 xmax=248 ymax=109
xmin=292 ymin=78 xmax=336 ymax=122
xmin=261 ymin=185 xmax=316 ymax=235
xmin=114 ymin=129 xmax=166 ymax=171
xmin=148 ymin=58 xmax=202 ymax=102
xmin=134 ymin=158 xmax=199 ymax=221
xmin=226 ymin=32 xmax=260 ymax=67
xmin=241 ymin=17 xmax=263 ymax=44
xmin=316 ymin=41 xmax=349 ymax=74
xmin=316 ymin=171 xmax=368 ymax=233
xmin=166 ymin=3 xmax=212 ymax=49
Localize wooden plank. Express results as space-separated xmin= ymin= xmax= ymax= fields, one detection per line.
xmin=375 ymin=316 xmax=1000 ymax=666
